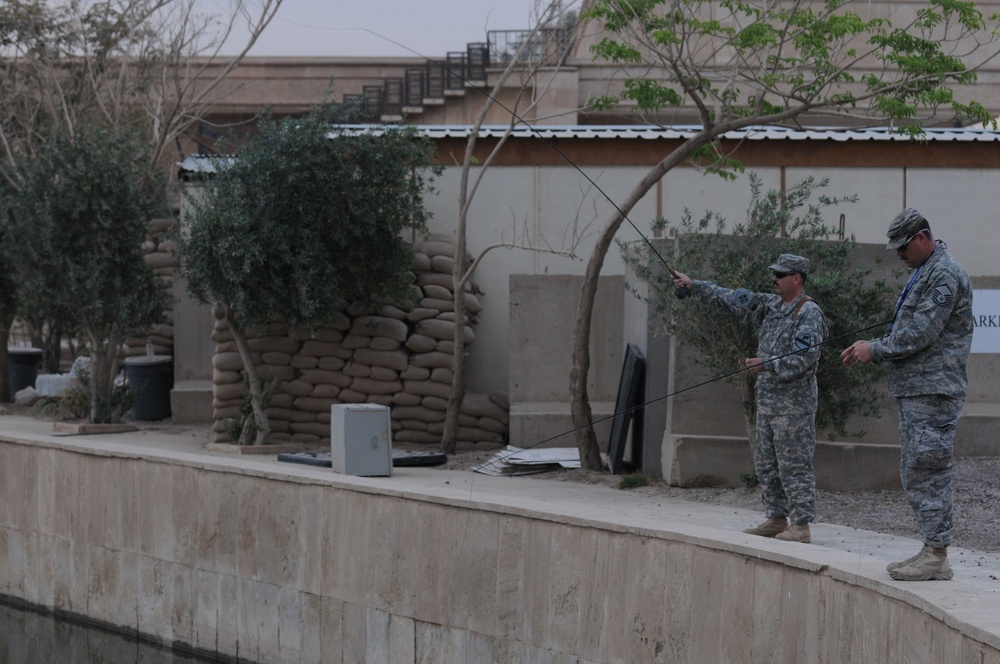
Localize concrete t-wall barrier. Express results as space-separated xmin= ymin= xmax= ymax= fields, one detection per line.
xmin=1 ymin=430 xmax=999 ymax=663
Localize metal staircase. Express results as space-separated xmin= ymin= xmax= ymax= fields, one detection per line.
xmin=345 ymin=28 xmax=570 ymax=123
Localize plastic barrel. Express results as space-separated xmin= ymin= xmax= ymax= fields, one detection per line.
xmin=125 ymin=355 xmax=173 ymax=421
xmin=8 ymin=347 xmax=43 ymax=401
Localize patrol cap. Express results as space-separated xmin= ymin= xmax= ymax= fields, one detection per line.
xmin=768 ymin=253 xmax=810 ymax=275
xmin=886 ymin=208 xmax=930 ymax=250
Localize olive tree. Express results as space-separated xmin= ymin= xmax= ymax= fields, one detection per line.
xmin=179 ymin=112 xmax=439 ymax=445
xmin=621 ymin=174 xmax=897 ymax=453
xmin=570 ymin=0 xmax=999 ymax=470
xmin=3 ymin=125 xmax=169 ymax=422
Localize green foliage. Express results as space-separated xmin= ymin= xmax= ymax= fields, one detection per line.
xmin=739 ymin=472 xmax=760 ymax=489
xmin=6 ymin=126 xmax=167 ymax=341
xmin=56 ymin=362 xmax=136 ymax=424
xmin=583 ymin=0 xmax=998 ymax=130
xmin=618 ymin=473 xmax=653 ymax=489
xmin=620 ymin=173 xmax=896 ymax=439
xmin=2 ymin=124 xmax=168 ymax=423
xmin=179 ymin=111 xmax=440 ymax=333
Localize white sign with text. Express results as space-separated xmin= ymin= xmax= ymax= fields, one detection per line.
xmin=972 ymin=290 xmax=1000 ymax=354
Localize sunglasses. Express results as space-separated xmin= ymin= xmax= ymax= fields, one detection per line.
xmin=772 ymin=271 xmax=796 ymax=279
xmin=898 ymin=229 xmax=927 ymax=249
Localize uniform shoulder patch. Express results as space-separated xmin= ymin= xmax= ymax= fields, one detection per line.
xmin=794 ymin=332 xmax=813 ymax=351
xmin=931 ymin=284 xmax=954 ymax=307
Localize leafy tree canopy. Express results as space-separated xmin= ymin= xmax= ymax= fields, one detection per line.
xmin=5 ymin=124 xmax=167 ymax=344
xmin=585 ymin=0 xmax=998 ymax=138
xmin=180 ymin=111 xmax=440 ymax=334
xmin=621 ymin=173 xmax=897 ymax=439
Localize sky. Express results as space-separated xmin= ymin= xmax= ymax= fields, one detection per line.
xmin=203 ymin=0 xmax=554 ymax=58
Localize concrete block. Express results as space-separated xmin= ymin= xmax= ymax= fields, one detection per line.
xmin=664 ymin=434 xmax=902 ymax=491
xmin=509 ymin=401 xmax=615 ymax=451
xmin=389 ymin=615 xmax=416 ymax=664
xmin=548 ymin=524 xmax=584 ymax=655
xmin=815 ymin=440 xmax=901 ymax=492
xmin=664 ymin=434 xmax=754 ymax=488
xmin=193 ymin=570 xmax=220 ymax=654
xmin=342 ymin=602 xmax=367 ymax=664
xmin=957 ymin=402 xmax=1000 ymax=456
xmin=366 ymin=607 xmax=390 ymax=663
xmin=171 ymin=380 xmax=214 ymax=423
xmin=278 ymin=585 xmax=303 ymax=663
xmin=574 ymin=530 xmax=611 ymax=662
xmin=509 ymin=274 xmax=623 ymax=403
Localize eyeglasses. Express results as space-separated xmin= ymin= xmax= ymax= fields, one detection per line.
xmin=899 ymin=229 xmax=926 ymax=250
xmin=772 ymin=271 xmax=796 ymax=280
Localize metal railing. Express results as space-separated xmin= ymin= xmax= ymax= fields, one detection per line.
xmin=332 ymin=31 xmax=571 ymax=122
xmin=487 ymin=28 xmax=571 ymax=67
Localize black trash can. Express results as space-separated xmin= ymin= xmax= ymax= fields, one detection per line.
xmin=8 ymin=347 xmax=43 ymax=401
xmin=125 ymin=355 xmax=173 ymax=421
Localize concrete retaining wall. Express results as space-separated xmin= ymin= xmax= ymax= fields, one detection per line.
xmin=1 ymin=432 xmax=999 ymax=663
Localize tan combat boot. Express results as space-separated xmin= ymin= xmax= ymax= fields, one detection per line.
xmin=886 ymin=545 xmax=931 ymax=573
xmin=742 ymin=517 xmax=788 ymax=538
xmin=775 ymin=523 xmax=811 ymax=543
xmin=888 ymin=546 xmax=952 ymax=581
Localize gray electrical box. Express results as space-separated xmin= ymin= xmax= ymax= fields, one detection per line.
xmin=330 ymin=403 xmax=393 ymax=476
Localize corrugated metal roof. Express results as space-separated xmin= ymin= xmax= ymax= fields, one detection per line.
xmin=395 ymin=124 xmax=1000 ymax=142
xmin=178 ymin=124 xmax=1000 ymax=174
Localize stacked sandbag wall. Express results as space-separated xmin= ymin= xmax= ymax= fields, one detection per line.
xmin=125 ymin=217 xmax=177 ymax=358
xmin=210 ymin=240 xmax=509 ymax=447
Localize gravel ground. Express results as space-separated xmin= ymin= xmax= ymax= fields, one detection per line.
xmin=439 ymin=448 xmax=1000 ymax=554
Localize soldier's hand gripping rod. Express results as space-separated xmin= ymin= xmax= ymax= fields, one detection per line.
xmin=666 ymin=264 xmax=690 ymax=299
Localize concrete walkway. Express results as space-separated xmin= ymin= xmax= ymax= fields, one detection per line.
xmin=4 ymin=413 xmax=1000 ymax=652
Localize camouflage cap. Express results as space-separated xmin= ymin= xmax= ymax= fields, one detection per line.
xmin=886 ymin=208 xmax=930 ymax=250
xmin=768 ymin=253 xmax=810 ymax=275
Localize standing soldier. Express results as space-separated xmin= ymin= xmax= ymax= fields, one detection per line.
xmin=672 ymin=254 xmax=827 ymax=543
xmin=842 ymin=208 xmax=973 ymax=581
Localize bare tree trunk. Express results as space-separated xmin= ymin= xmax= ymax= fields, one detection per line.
xmin=570 ymin=223 xmax=614 ymax=471
xmin=569 ymin=140 xmax=710 ymax=471
xmin=88 ymin=335 xmax=122 ymax=423
xmin=441 ymin=173 xmax=470 ymax=454
xmin=440 ymin=285 xmax=466 ymax=455
xmin=225 ymin=307 xmax=270 ymax=445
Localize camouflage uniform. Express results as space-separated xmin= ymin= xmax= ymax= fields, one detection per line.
xmin=691 ymin=279 xmax=827 ymax=525
xmin=869 ymin=241 xmax=973 ymax=548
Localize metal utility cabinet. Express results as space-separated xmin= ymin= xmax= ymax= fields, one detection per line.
xmin=330 ymin=403 xmax=393 ymax=477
